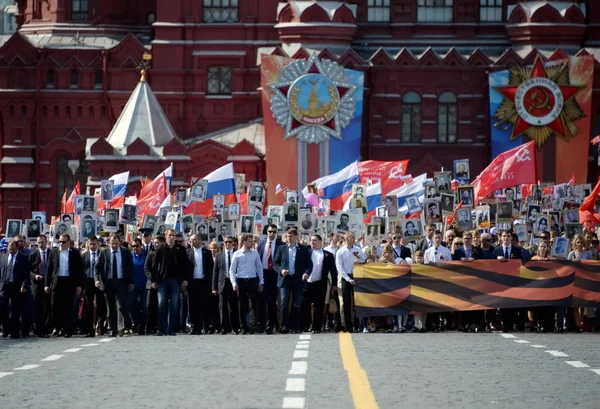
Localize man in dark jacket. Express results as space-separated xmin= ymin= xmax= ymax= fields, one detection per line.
xmin=185 ymin=234 xmax=214 ymax=334
xmin=0 ymin=240 xmax=31 ymax=338
xmin=150 ymin=229 xmax=191 ymax=335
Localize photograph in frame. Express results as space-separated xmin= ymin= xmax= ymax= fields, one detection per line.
xmin=240 ymin=215 xmax=254 ymax=234
xmin=101 ymin=180 xmax=115 ymax=202
xmin=25 ymin=219 xmax=42 ymax=240
xmin=458 ymin=186 xmax=475 ymax=208
xmin=401 ymin=219 xmax=422 ymax=241
xmin=565 ymin=223 xmax=583 ymax=239
xmin=283 ymin=203 xmax=299 ymax=223
xmin=142 ymin=215 xmax=158 ymax=231
xmin=375 ymin=206 xmax=387 ymax=217
xmin=434 ymin=171 xmax=451 ymax=194
xmin=372 ymin=216 xmax=387 ymax=236
xmin=32 ymin=211 xmax=46 ymax=225
xmin=352 ymin=184 xmax=366 ymax=199
xmin=365 ymin=224 xmax=380 ymax=247
xmin=380 ymin=195 xmax=398 ymax=217
xmin=154 ymin=223 xmax=167 ymax=237
xmin=53 ymin=221 xmax=69 ymax=241
xmin=248 ymin=182 xmax=265 ymax=205
xmin=181 ymin=215 xmax=195 ymax=236
xmin=563 ymin=209 xmax=579 ymax=224
xmin=217 ymin=222 xmax=233 ymax=242
xmin=406 ymin=194 xmax=421 ymax=215
xmin=475 ymin=206 xmax=491 ymax=229
xmin=514 ymin=224 xmax=528 ymax=243
xmin=120 ymin=204 xmax=138 ymax=225
xmin=533 ymin=215 xmax=550 ymax=236
xmin=453 ymin=159 xmax=470 ymax=181
xmin=455 ymin=208 xmax=473 ymax=231
xmin=298 ymin=211 xmax=316 ymax=234
xmin=335 ymin=212 xmax=351 ymax=233
xmin=439 ymin=193 xmax=455 ymax=217
xmin=351 ymin=197 xmax=368 ymax=217
xmin=60 ymin=213 xmax=74 ymax=225
xmin=190 ymin=179 xmax=208 ymax=203
xmin=213 ymin=194 xmax=225 ymax=211
xmin=552 ymin=237 xmax=569 ymax=258
xmin=195 ymin=223 xmax=209 ymax=241
xmin=227 ymin=203 xmax=241 ymax=221
xmin=165 ymin=211 xmax=179 ymax=228
xmin=80 ymin=218 xmax=97 ymax=242
xmin=285 ymin=190 xmax=298 ymax=204
xmin=423 ymin=198 xmax=441 ymax=223
xmin=104 ymin=209 xmax=120 ymax=232
xmin=496 ymin=201 xmax=514 ymax=224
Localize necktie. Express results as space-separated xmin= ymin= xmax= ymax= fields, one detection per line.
xmin=394 ymin=247 xmax=400 ymax=258
xmin=504 ymin=247 xmax=509 ymax=259
xmin=112 ymin=251 xmax=118 ymax=279
xmin=91 ymin=252 xmax=96 ymax=278
xmin=40 ymin=251 xmax=47 ymax=276
xmin=267 ymin=241 xmax=273 ymax=270
xmin=8 ymin=255 xmax=15 ymax=282
xmin=227 ymin=251 xmax=231 ymax=269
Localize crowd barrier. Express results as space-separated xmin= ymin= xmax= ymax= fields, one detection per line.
xmin=354 ymin=260 xmax=600 ymax=318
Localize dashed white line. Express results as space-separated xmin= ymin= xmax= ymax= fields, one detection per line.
xmin=282 ymin=397 xmax=305 ymax=409
xmin=589 ymin=369 xmax=600 ymax=376
xmin=285 ymin=378 xmax=306 ymax=392
xmin=298 ymin=334 xmax=311 ymax=340
xmin=530 ymin=345 xmax=547 ymax=348
xmin=500 ymin=334 xmax=517 ymax=339
xmin=14 ymin=364 xmax=40 ymax=370
xmin=0 ymin=372 xmax=14 ymax=378
xmin=98 ymin=338 xmax=114 ymax=343
xmin=545 ymin=350 xmax=569 ymax=358
xmin=293 ymin=350 xmax=309 ymax=359
xmin=41 ymin=355 xmax=64 ymax=362
xmin=296 ymin=344 xmax=309 ymax=349
xmin=81 ymin=343 xmax=99 ymax=347
xmin=514 ymin=340 xmax=530 ymax=344
xmin=566 ymin=361 xmax=590 ymax=368
xmin=289 ymin=361 xmax=308 ymax=375
xmin=63 ymin=348 xmax=82 ymax=353
xmin=297 ymin=340 xmax=310 ymax=345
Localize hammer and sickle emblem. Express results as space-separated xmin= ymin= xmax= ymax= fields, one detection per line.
xmin=389 ymin=165 xmax=404 ymax=179
xmin=516 ymin=148 xmax=531 ymax=163
xmin=527 ymin=87 xmax=551 ymax=113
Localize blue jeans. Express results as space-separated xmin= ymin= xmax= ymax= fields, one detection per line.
xmin=129 ymin=285 xmax=148 ymax=330
xmin=157 ymin=278 xmax=180 ymax=334
xmin=280 ymin=276 xmax=304 ymax=331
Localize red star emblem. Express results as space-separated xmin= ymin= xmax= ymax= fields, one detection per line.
xmin=495 ymin=57 xmax=583 ymax=140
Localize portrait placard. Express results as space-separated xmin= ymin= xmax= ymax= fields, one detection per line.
xmin=475 ymin=205 xmax=491 ymax=229
xmin=365 ymin=224 xmax=380 ymax=247
xmin=457 ymin=186 xmax=475 ymax=208
xmin=434 ymin=171 xmax=451 ymax=194
xmin=352 ymin=184 xmax=366 ymax=198
xmin=101 ymin=180 xmax=115 ymax=202
xmin=190 ymin=179 xmax=208 ymax=202
xmin=439 ymin=193 xmax=455 ymax=217
xmin=104 ymin=209 xmax=120 ymax=232
xmin=240 ymin=215 xmax=254 ymax=234
xmin=283 ymin=203 xmax=299 ymax=223
xmin=401 ymin=219 xmax=422 ymax=241
xmin=552 ymin=237 xmax=569 ymax=258
xmin=496 ymin=201 xmax=514 ymax=224
xmin=25 ymin=219 xmax=42 ymax=240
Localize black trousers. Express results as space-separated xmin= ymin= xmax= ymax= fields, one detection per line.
xmin=84 ymin=278 xmax=107 ymax=334
xmin=32 ymin=283 xmax=50 ymax=335
xmin=146 ymin=288 xmax=158 ymax=333
xmin=188 ymin=278 xmax=210 ymax=330
xmin=219 ymin=280 xmax=239 ymax=332
xmin=341 ymin=279 xmax=354 ymax=330
xmin=51 ymin=277 xmax=76 ymax=334
xmin=104 ymin=279 xmax=129 ymax=332
xmin=237 ymin=277 xmax=258 ymax=330
xmin=302 ymin=279 xmax=328 ymax=331
xmin=0 ymin=283 xmax=23 ymax=336
xmin=501 ymin=308 xmax=527 ymax=331
xmin=261 ymin=269 xmax=278 ymax=329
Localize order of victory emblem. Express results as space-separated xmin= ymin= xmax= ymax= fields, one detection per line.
xmin=268 ymin=53 xmax=357 ymax=143
xmin=494 ymin=56 xmax=585 ymax=147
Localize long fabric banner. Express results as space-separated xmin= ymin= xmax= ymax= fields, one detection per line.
xmin=354 ymin=260 xmax=600 ymax=318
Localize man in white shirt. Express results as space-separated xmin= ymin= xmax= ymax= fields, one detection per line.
xmin=423 ymin=230 xmax=452 ymax=264
xmin=335 ymin=231 xmax=366 ymax=332
xmin=186 ymin=234 xmax=214 ymax=334
xmin=230 ymin=233 xmax=264 ymax=334
xmin=416 ymin=223 xmax=437 ymax=252
xmin=303 ymin=234 xmax=337 ymax=333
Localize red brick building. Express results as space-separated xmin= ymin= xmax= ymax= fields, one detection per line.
xmin=0 ymin=0 xmax=599 ymax=221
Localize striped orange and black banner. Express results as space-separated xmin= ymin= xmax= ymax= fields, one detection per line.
xmin=354 ymin=260 xmax=600 ymax=318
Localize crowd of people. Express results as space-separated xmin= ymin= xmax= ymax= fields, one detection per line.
xmin=2 ymin=218 xmax=600 ymax=340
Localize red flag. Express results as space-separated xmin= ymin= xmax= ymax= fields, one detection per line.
xmin=358 ymin=160 xmax=410 ymax=195
xmin=579 ymin=177 xmax=600 ymax=231
xmin=137 ymin=174 xmax=167 ymax=218
xmin=60 ymin=189 xmax=67 ymax=213
xmin=64 ymin=182 xmax=80 ymax=214
xmin=472 ymin=141 xmax=537 ymax=204
xmin=591 ymin=135 xmax=600 ymax=145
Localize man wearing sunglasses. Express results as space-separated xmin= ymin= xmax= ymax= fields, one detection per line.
xmin=390 ymin=233 xmax=411 ymax=262
xmin=257 ymin=224 xmax=284 ymax=334
xmin=45 ymin=234 xmax=84 ymax=337
xmin=212 ymin=235 xmax=240 ymax=334
xmin=186 ymin=234 xmax=214 ymax=335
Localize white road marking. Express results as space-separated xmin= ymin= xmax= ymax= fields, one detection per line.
xmin=299 ymin=334 xmax=311 ymax=340
xmin=285 ymin=378 xmax=306 ymax=392
xmin=41 ymin=355 xmax=64 ymax=361
xmin=296 ymin=344 xmax=309 ymax=349
xmin=0 ymin=372 xmax=14 ymax=378
xmin=289 ymin=361 xmax=308 ymax=375
xmin=589 ymin=369 xmax=600 ymax=376
xmin=545 ymin=350 xmax=569 ymax=358
xmin=293 ymin=350 xmax=309 ymax=359
xmin=14 ymin=364 xmax=40 ymax=370
xmin=500 ymin=334 xmax=517 ymax=339
xmin=297 ymin=340 xmax=310 ymax=345
xmin=514 ymin=340 xmax=530 ymax=344
xmin=282 ymin=397 xmax=305 ymax=409
xmin=98 ymin=338 xmax=114 ymax=343
xmin=566 ymin=361 xmax=590 ymax=368
xmin=63 ymin=348 xmax=82 ymax=353
xmin=81 ymin=343 xmax=99 ymax=347
xmin=530 ymin=345 xmax=547 ymax=348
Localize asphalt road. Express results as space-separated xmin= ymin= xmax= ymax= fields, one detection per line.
xmin=1 ymin=331 xmax=599 ymax=409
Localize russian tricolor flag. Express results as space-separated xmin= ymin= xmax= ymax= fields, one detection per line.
xmin=184 ymin=163 xmax=237 ymax=216
xmin=342 ymin=182 xmax=382 ymax=212
xmin=302 ymin=162 xmax=360 ymax=210
xmin=110 ymin=171 xmax=130 ymax=199
xmin=388 ymin=173 xmax=428 ymax=215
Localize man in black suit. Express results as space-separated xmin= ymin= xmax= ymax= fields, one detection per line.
xmin=257 ymin=224 xmax=284 ymax=334
xmin=94 ymin=234 xmax=134 ymax=337
xmin=389 ymin=233 xmax=412 ymax=261
xmin=415 ymin=223 xmax=436 ymax=252
xmin=186 ymin=234 xmax=214 ymax=334
xmin=212 ymin=235 xmax=240 ymax=334
xmin=150 ymin=228 xmax=191 ymax=335
xmin=0 ymin=240 xmax=31 ymax=338
xmin=493 ymin=230 xmax=525 ymax=332
xmin=452 ymin=231 xmax=482 ymax=260
xmin=29 ymin=235 xmax=51 ymax=337
xmin=44 ymin=233 xmax=84 ymax=337
xmin=81 ymin=236 xmax=106 ymax=337
xmin=144 ymin=235 xmax=163 ymax=334
xmin=273 ymin=228 xmax=313 ymax=334
xmin=303 ymin=234 xmax=337 ymax=334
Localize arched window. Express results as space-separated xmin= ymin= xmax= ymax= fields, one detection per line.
xmin=46 ymin=69 xmax=55 ymax=89
xmin=70 ymin=70 xmax=79 ymax=88
xmin=402 ymin=92 xmax=421 ymax=143
xmin=438 ymin=92 xmax=457 ymax=144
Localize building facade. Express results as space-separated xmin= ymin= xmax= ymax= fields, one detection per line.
xmin=0 ymin=0 xmax=599 ymax=221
